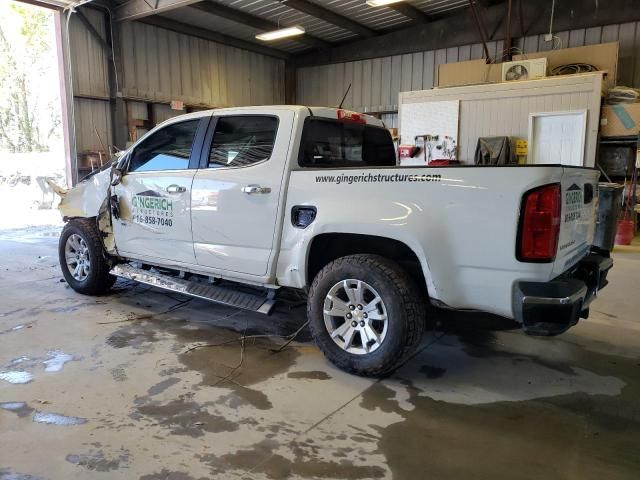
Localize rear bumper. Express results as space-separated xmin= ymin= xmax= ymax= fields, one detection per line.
xmin=513 ymin=252 xmax=614 ymax=336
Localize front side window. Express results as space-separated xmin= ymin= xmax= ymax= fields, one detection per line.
xmin=128 ymin=119 xmax=200 ymax=172
xmin=208 ymin=116 xmax=278 ymax=168
xmin=299 ymin=118 xmax=396 ymax=168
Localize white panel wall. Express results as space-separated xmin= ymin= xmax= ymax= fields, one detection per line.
xmin=399 ymin=74 xmax=603 ymax=166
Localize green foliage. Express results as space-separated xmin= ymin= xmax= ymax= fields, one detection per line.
xmin=0 ymin=1 xmax=61 ymax=153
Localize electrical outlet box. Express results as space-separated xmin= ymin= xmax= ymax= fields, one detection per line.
xmin=544 ymin=33 xmax=554 ymax=42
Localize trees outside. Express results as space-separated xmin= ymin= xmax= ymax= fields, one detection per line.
xmin=0 ymin=1 xmax=62 ymax=153
xmin=0 ymin=1 xmax=64 ymax=229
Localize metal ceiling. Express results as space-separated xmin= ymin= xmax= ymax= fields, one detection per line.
xmin=113 ymin=0 xmax=473 ymax=55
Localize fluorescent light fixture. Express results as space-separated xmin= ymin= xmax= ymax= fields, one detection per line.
xmin=256 ymin=26 xmax=306 ymax=41
xmin=366 ymin=0 xmax=405 ymax=6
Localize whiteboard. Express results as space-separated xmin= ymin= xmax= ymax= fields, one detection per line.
xmin=399 ymin=100 xmax=460 ymax=166
xmin=528 ymin=110 xmax=587 ymax=166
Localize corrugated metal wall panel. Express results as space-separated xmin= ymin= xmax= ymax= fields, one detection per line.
xmin=119 ymin=21 xmax=285 ymax=107
xmin=73 ymin=98 xmax=112 ymax=152
xmin=298 ymin=22 xmax=640 ymax=124
xmin=69 ymin=9 xmax=109 ymax=98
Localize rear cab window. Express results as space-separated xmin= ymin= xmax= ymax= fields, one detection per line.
xmin=208 ymin=115 xmax=278 ymax=168
xmin=298 ymin=117 xmax=396 ymax=168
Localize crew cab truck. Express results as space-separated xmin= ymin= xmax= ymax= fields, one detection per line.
xmin=55 ymin=106 xmax=613 ymax=376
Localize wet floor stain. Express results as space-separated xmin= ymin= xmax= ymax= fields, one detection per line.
xmin=176 ymin=329 xmax=299 ymax=410
xmin=147 ymin=377 xmax=181 ymax=396
xmin=65 ymin=448 xmax=130 ymax=472
xmin=419 ymin=364 xmax=446 ymax=379
xmin=32 ymin=411 xmax=88 ymax=426
xmin=287 ymin=370 xmax=332 ymax=380
xmin=43 ymin=350 xmax=74 ymax=372
xmin=110 ymin=367 xmax=128 ymax=382
xmin=138 ymin=470 xmax=206 ymax=480
xmin=363 ymin=338 xmax=640 ymax=480
xmin=0 ymin=371 xmax=33 ymax=384
xmin=106 ymin=326 xmax=159 ymax=351
xmin=0 ymin=401 xmax=34 ymax=417
xmin=198 ymin=438 xmax=386 ymax=479
xmin=134 ymin=397 xmax=238 ymax=437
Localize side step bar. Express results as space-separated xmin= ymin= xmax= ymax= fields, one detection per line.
xmin=110 ymin=264 xmax=276 ymax=314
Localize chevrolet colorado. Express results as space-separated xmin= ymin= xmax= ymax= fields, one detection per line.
xmin=54 ymin=106 xmax=613 ymax=375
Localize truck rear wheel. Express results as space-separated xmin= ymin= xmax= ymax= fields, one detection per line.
xmin=308 ymin=254 xmax=425 ymax=376
xmin=59 ymin=218 xmax=116 ymax=295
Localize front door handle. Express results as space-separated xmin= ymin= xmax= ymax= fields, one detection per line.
xmin=166 ymin=184 xmax=186 ymax=194
xmin=241 ymin=184 xmax=271 ymax=195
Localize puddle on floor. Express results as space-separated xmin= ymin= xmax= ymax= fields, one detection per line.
xmin=0 ymin=401 xmax=35 ymax=417
xmin=43 ymin=350 xmax=74 ymax=373
xmin=32 ymin=411 xmax=88 ymax=426
xmin=0 ymin=371 xmax=34 ymax=384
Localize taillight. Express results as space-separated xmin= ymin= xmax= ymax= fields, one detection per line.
xmin=517 ymin=183 xmax=561 ymax=262
xmin=337 ymin=109 xmax=366 ymax=124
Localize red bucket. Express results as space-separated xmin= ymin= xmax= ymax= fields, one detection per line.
xmin=615 ymin=220 xmax=635 ymax=246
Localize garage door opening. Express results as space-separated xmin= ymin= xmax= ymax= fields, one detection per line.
xmin=0 ymin=0 xmax=65 ymax=230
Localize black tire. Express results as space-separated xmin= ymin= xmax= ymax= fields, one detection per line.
xmin=308 ymin=254 xmax=426 ymax=376
xmin=59 ymin=218 xmax=116 ymax=295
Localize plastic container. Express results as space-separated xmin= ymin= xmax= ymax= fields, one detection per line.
xmin=615 ymin=220 xmax=635 ymax=246
xmin=593 ymin=183 xmax=624 ymax=251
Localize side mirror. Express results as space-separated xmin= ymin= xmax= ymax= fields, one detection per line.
xmin=110 ymin=167 xmax=123 ymax=186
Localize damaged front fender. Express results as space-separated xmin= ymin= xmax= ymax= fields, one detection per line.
xmin=53 ymin=168 xmax=112 ymax=219
xmin=50 ymin=168 xmax=118 ymax=255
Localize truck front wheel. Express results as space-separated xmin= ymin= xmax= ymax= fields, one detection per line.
xmin=307 ymin=254 xmax=425 ymax=376
xmin=59 ymin=218 xmax=116 ymax=295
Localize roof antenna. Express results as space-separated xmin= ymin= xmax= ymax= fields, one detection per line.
xmin=337 ymin=83 xmax=352 ymax=109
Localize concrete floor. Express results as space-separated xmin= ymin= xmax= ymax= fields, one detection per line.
xmin=1 ymin=225 xmax=639 ymax=480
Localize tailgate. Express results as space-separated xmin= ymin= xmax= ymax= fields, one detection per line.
xmin=552 ymin=167 xmax=600 ymax=275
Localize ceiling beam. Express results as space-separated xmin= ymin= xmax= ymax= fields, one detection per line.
xmin=294 ymin=0 xmax=640 ymax=67
xmin=140 ymin=15 xmax=291 ymax=60
xmin=387 ymin=3 xmax=432 ymax=23
xmin=281 ymin=0 xmax=377 ymax=38
xmin=191 ymin=1 xmax=331 ymax=50
xmin=114 ymin=0 xmax=204 ymax=22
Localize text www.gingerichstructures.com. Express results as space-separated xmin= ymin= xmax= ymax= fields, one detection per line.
xmin=315 ymin=172 xmax=442 ymax=185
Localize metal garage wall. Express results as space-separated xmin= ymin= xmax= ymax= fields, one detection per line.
xmin=69 ymin=10 xmax=285 ymax=155
xmin=68 ymin=8 xmax=111 ymax=153
xmin=297 ymin=22 xmax=640 ymax=123
xmin=119 ymin=21 xmax=285 ymax=107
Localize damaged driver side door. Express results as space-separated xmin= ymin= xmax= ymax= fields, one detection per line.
xmin=112 ymin=117 xmax=209 ymax=265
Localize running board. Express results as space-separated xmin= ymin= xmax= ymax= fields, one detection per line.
xmin=110 ymin=264 xmax=276 ymax=314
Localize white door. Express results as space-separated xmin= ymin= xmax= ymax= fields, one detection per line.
xmin=113 ymin=117 xmax=207 ymax=264
xmin=191 ymin=111 xmax=294 ymax=276
xmin=529 ymin=111 xmax=587 ymax=166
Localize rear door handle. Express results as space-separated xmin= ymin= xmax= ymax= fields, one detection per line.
xmin=166 ymin=184 xmax=186 ymax=194
xmin=241 ymin=184 xmax=271 ymax=195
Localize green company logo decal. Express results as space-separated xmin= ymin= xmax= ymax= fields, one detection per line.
xmin=564 ymin=184 xmax=583 ymax=223
xmin=131 ymin=190 xmax=174 ymax=227
xmin=132 ymin=195 xmax=173 ymax=211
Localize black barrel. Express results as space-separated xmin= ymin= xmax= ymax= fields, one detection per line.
xmin=593 ymin=183 xmax=624 ymax=251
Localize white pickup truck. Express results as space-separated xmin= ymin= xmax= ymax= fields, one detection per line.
xmin=55 ymin=106 xmax=613 ymax=376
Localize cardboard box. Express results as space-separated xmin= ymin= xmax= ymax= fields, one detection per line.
xmin=437 ymin=42 xmax=618 ymax=90
xmin=437 ymin=59 xmax=502 ymax=87
xmin=600 ymin=104 xmax=640 ymax=137
xmin=514 ymin=42 xmax=618 ymax=91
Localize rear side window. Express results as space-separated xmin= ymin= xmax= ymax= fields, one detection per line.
xmin=129 ymin=120 xmax=200 ymax=172
xmin=298 ymin=118 xmax=396 ymax=168
xmin=208 ymin=115 xmax=278 ymax=168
